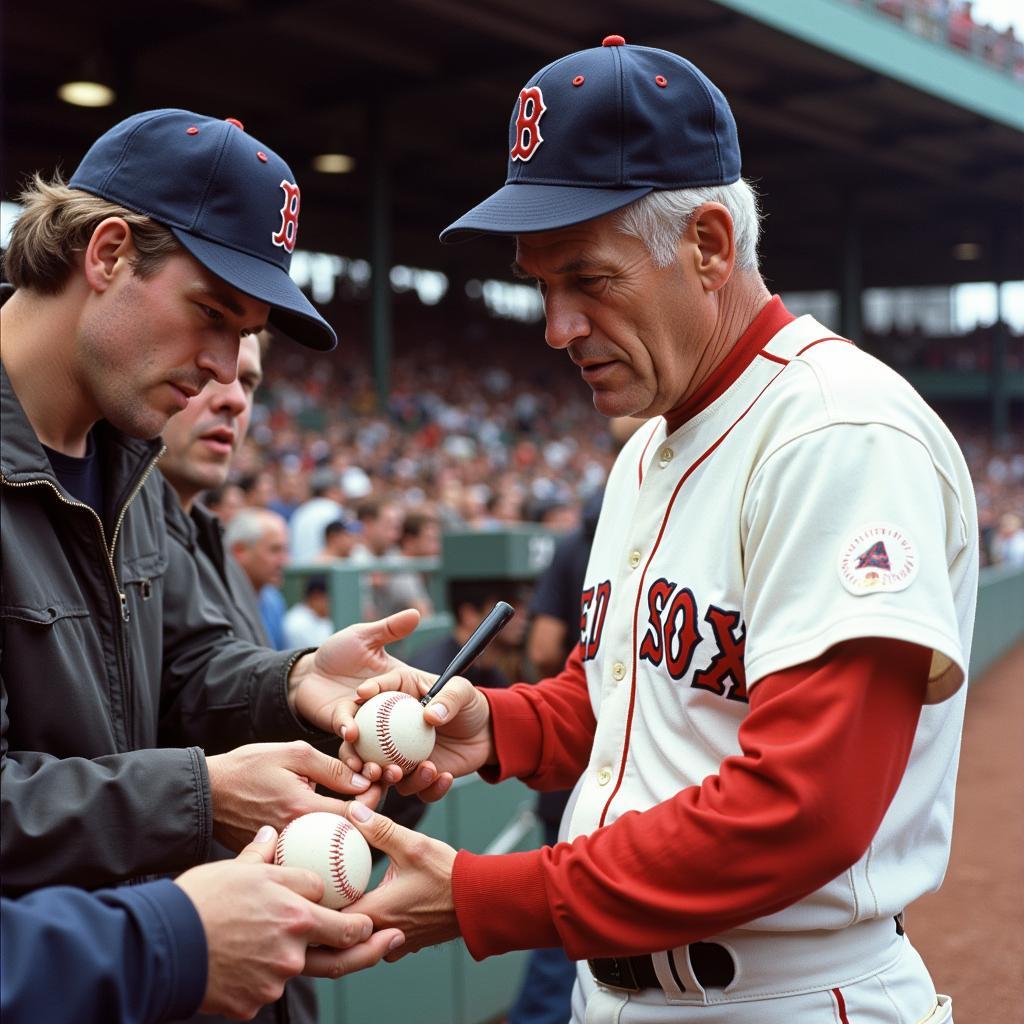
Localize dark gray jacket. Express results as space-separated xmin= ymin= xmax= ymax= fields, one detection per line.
xmin=167 ymin=501 xmax=319 ymax=1024
xmin=0 ymin=361 xmax=316 ymax=895
xmin=175 ymin=502 xmax=271 ymax=647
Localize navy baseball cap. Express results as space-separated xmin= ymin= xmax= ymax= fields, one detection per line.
xmin=70 ymin=109 xmax=336 ymax=351
xmin=441 ymin=36 xmax=741 ymax=242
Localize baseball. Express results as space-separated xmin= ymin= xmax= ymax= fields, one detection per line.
xmin=353 ymin=691 xmax=436 ymax=774
xmin=274 ymin=812 xmax=372 ymax=910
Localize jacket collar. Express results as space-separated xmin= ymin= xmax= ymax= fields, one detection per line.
xmin=1 ymin=360 xmax=163 ymax=500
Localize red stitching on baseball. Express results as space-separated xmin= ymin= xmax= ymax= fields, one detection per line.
xmin=377 ymin=694 xmax=418 ymax=773
xmin=275 ymin=821 xmax=292 ymax=865
xmin=328 ymin=821 xmax=362 ymax=904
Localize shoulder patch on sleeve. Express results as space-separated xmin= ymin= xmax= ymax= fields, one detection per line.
xmin=838 ymin=523 xmax=919 ymax=595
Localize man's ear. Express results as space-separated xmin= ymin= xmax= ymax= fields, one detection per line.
xmin=680 ymin=203 xmax=735 ymax=293
xmin=82 ymin=218 xmax=136 ymax=294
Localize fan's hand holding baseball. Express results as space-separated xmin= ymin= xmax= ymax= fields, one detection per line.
xmin=206 ymin=741 xmax=382 ymax=851
xmin=285 ymin=609 xmax=421 ymax=738
xmin=344 ymin=803 xmax=459 ymax=959
xmin=175 ymin=825 xmax=404 ymax=1019
xmin=344 ymin=670 xmax=496 ymax=802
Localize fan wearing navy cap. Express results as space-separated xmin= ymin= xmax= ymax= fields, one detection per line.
xmin=0 ymin=111 xmax=411 ymax=1019
xmin=338 ymin=39 xmax=975 ymax=1024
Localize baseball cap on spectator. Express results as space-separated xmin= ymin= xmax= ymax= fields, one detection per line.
xmin=441 ymin=36 xmax=740 ymax=242
xmin=341 ymin=465 xmax=373 ymax=499
xmin=70 ymin=108 xmax=336 ymax=351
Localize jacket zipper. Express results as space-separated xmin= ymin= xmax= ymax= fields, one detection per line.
xmin=1 ymin=448 xmax=165 ymax=740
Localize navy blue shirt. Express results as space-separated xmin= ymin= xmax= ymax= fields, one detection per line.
xmin=43 ymin=429 xmax=103 ymax=517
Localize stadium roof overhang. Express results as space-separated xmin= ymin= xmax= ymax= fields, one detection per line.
xmin=4 ymin=0 xmax=1023 ymax=293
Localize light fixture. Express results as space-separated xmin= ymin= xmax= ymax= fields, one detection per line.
xmin=953 ymin=242 xmax=982 ymax=261
xmin=312 ymin=153 xmax=355 ymax=174
xmin=58 ymin=80 xmax=116 ymax=108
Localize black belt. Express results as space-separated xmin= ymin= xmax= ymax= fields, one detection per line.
xmin=589 ymin=942 xmax=735 ymax=994
xmin=589 ymin=915 xmax=906 ymax=995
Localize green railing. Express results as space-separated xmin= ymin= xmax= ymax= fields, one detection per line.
xmin=971 ymin=563 xmax=1024 ymax=679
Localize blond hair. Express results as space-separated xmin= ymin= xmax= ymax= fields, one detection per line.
xmin=2 ymin=172 xmax=180 ymax=294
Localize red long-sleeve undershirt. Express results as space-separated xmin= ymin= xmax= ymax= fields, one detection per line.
xmin=452 ymin=636 xmax=929 ymax=961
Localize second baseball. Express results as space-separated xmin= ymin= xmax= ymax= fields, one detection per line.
xmin=353 ymin=691 xmax=436 ymax=774
xmin=275 ymin=811 xmax=372 ymax=910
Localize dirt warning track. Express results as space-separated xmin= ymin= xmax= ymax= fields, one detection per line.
xmin=907 ymin=643 xmax=1024 ymax=1024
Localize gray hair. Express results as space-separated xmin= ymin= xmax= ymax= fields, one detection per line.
xmin=224 ymin=508 xmax=280 ymax=549
xmin=615 ymin=178 xmax=762 ymax=271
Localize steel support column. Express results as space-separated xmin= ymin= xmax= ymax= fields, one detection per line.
xmin=839 ymin=193 xmax=863 ymax=342
xmin=368 ymin=104 xmax=392 ymax=409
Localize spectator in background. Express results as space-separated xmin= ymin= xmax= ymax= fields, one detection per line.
xmin=316 ymin=517 xmax=363 ymax=562
xmin=290 ymin=467 xmax=346 ymax=562
xmin=413 ymin=578 xmax=528 ymax=687
xmin=225 ymin=508 xmax=291 ymax=649
xmin=204 ymin=482 xmax=246 ymax=525
xmin=269 ymin=464 xmax=309 ymax=522
xmin=284 ymin=576 xmax=335 ymax=648
xmin=350 ymin=495 xmax=404 ymax=563
xmin=239 ymin=469 xmax=278 ymax=510
xmin=991 ymin=511 xmax=1024 ymax=567
xmin=350 ymin=496 xmax=406 ymax=618
xmin=375 ymin=510 xmax=441 ymax=618
xmin=948 ymin=0 xmax=976 ymax=50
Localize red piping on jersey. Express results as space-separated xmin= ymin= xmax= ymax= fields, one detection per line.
xmin=637 ymin=421 xmax=661 ymax=487
xmin=798 ymin=336 xmax=851 ymax=357
xmin=832 ymin=988 xmax=851 ymax=1023
xmin=663 ymin=296 xmax=796 ymax=432
xmin=601 ymin=318 xmax=849 ymax=830
xmin=599 ymin=361 xmax=791 ymax=827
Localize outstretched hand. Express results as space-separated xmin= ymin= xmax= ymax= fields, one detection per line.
xmin=344 ymin=803 xmax=460 ymax=959
xmin=340 ymin=670 xmax=496 ymax=800
xmin=206 ymin=740 xmax=383 ymax=850
xmin=176 ymin=825 xmax=404 ymax=1019
xmin=286 ymin=609 xmax=421 ymax=739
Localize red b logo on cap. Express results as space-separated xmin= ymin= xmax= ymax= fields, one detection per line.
xmin=510 ymin=87 xmax=546 ymax=162
xmin=272 ymin=180 xmax=301 ymax=253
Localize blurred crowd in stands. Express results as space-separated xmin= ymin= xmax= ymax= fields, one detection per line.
xmin=218 ymin=332 xmax=617 ymax=547
xmin=862 ymin=324 xmax=1024 ymax=372
xmin=852 ymin=0 xmax=1024 ymax=76
xmin=948 ymin=417 xmax=1024 ymax=567
xmin=203 ymin=320 xmax=1022 ymax=624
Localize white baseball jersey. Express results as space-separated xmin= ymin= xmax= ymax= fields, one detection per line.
xmin=569 ymin=308 xmax=979 ymax=934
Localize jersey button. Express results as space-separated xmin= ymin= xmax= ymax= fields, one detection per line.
xmin=628 ymin=549 xmax=641 ymax=569
xmin=612 ymin=661 xmax=626 ymax=681
xmin=597 ymin=767 xmax=612 ymax=786
xmin=659 ymin=446 xmax=674 ymax=465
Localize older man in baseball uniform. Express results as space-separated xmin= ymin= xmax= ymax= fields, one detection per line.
xmin=342 ymin=37 xmax=977 ymax=1024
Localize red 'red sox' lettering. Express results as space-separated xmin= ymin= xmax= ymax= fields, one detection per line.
xmin=579 ymin=580 xmax=611 ymax=661
xmin=638 ymin=579 xmax=700 ymax=679
xmin=638 ymin=581 xmax=748 ymax=702
xmin=691 ymin=605 xmax=748 ymax=702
